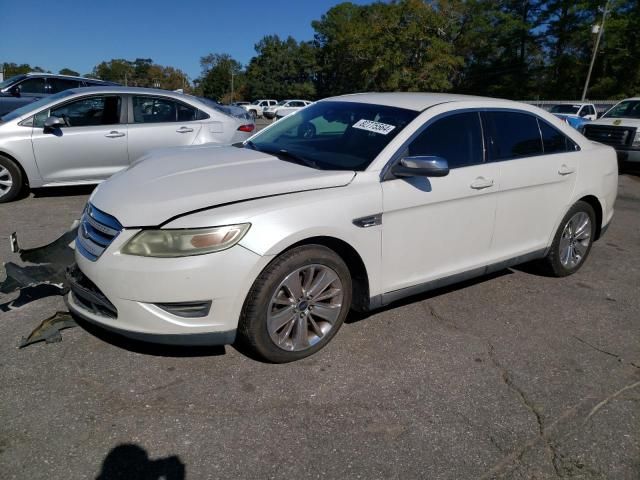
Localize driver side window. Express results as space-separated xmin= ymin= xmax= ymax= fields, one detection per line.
xmin=34 ymin=96 xmax=122 ymax=128
xmin=407 ymin=112 xmax=484 ymax=168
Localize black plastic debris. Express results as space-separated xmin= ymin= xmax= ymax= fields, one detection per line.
xmin=18 ymin=311 xmax=77 ymax=348
xmin=0 ymin=222 xmax=78 ymax=301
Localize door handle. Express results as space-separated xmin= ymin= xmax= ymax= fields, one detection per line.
xmin=176 ymin=127 xmax=194 ymax=133
xmin=558 ymin=165 xmax=575 ymax=176
xmin=470 ymin=177 xmax=494 ymax=190
xmin=105 ymin=131 xmax=125 ymax=138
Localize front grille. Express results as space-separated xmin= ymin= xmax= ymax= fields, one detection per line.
xmin=76 ymin=203 xmax=122 ymax=261
xmin=66 ymin=265 xmax=118 ymax=318
xmin=583 ymin=124 xmax=637 ymax=147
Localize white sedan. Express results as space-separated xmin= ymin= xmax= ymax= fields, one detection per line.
xmin=263 ymin=99 xmax=313 ymax=120
xmin=0 ymin=87 xmax=255 ymax=202
xmin=67 ymin=93 xmax=618 ymax=363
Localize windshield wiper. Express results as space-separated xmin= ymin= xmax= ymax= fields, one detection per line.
xmin=267 ymin=148 xmax=319 ymax=169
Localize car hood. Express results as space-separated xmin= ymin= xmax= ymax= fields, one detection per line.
xmin=589 ymin=117 xmax=640 ymax=128
xmin=90 ymin=145 xmax=356 ymax=227
xmin=553 ymin=113 xmax=580 ymax=119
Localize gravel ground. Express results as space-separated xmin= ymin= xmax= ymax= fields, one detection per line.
xmin=0 ymin=172 xmax=638 ymax=480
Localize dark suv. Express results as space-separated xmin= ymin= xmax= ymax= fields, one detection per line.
xmin=0 ymin=73 xmax=118 ymax=116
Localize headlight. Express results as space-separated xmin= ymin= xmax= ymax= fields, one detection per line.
xmin=633 ymin=130 xmax=640 ymax=147
xmin=121 ymin=224 xmax=250 ymax=257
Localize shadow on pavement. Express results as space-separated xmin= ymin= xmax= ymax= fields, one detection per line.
xmin=31 ymin=185 xmax=96 ymax=198
xmin=346 ymin=269 xmax=513 ymax=325
xmin=73 ymin=315 xmax=226 ymax=358
xmin=96 ymin=444 xmax=185 ymax=480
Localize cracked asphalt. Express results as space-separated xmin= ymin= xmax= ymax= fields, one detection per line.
xmin=0 ymin=173 xmax=638 ymax=479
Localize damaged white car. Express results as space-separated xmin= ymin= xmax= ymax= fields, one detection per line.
xmin=66 ymin=93 xmax=618 ymax=362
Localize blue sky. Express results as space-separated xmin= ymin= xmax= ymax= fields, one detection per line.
xmin=0 ymin=0 xmax=372 ymax=80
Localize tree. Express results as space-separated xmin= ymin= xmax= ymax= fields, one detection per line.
xmin=244 ymin=35 xmax=317 ymax=99
xmin=313 ymin=1 xmax=462 ymax=97
xmin=2 ymin=63 xmax=47 ymax=77
xmin=59 ymin=68 xmax=80 ymax=77
xmin=90 ymin=58 xmax=190 ymax=91
xmin=197 ymin=53 xmax=243 ymax=100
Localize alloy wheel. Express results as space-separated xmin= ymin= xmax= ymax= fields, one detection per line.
xmin=559 ymin=212 xmax=592 ymax=269
xmin=0 ymin=165 xmax=13 ymax=199
xmin=267 ymin=264 xmax=344 ymax=352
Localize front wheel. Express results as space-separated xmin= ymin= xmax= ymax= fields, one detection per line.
xmin=237 ymin=245 xmax=352 ymax=363
xmin=540 ymin=201 xmax=596 ymax=277
xmin=0 ymin=155 xmax=24 ymax=203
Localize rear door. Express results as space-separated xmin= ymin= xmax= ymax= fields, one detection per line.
xmin=31 ymin=94 xmax=128 ymax=182
xmin=126 ymin=95 xmax=202 ymax=161
xmin=485 ymin=111 xmax=579 ymax=261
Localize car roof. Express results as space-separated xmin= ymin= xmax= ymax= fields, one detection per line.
xmin=22 ymin=72 xmax=113 ymax=83
xmin=65 ymin=86 xmax=192 ymax=96
xmin=325 ymin=92 xmax=529 ymax=111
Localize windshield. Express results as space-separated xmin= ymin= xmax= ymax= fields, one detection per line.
xmin=277 ymin=100 xmax=289 ymax=106
xmin=602 ymin=100 xmax=640 ymax=119
xmin=252 ymin=100 xmax=261 ymax=105
xmin=0 ymin=74 xmax=25 ymax=90
xmin=248 ymin=101 xmax=418 ymax=171
xmin=0 ymin=90 xmax=77 ymax=123
xmin=550 ymin=105 xmax=580 ymax=114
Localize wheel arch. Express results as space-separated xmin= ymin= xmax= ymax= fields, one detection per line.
xmin=276 ymin=236 xmax=371 ymax=312
xmin=577 ymin=194 xmax=603 ymax=240
xmin=0 ymin=150 xmax=30 ymax=187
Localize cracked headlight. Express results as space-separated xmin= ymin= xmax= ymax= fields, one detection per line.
xmin=121 ymin=224 xmax=250 ymax=257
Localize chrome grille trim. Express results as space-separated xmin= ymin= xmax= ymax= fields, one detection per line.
xmin=77 ymin=204 xmax=122 ymax=261
xmin=583 ymin=124 xmax=637 ymax=147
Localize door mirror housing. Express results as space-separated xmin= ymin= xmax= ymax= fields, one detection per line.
xmin=44 ymin=116 xmax=65 ymax=130
xmin=392 ymin=156 xmax=450 ymax=178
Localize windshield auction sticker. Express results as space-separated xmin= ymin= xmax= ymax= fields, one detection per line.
xmin=352 ymin=119 xmax=396 ymax=135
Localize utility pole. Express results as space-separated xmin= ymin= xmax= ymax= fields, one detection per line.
xmin=230 ymin=68 xmax=235 ymax=103
xmin=582 ymin=0 xmax=610 ymax=101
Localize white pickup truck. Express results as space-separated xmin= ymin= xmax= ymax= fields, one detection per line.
xmin=240 ymin=99 xmax=278 ymax=119
xmin=582 ymin=97 xmax=640 ymax=170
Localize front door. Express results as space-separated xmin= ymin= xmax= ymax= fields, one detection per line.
xmin=31 ymin=95 xmax=128 ymax=183
xmin=126 ymin=95 xmax=202 ymax=162
xmin=381 ymin=111 xmax=500 ymax=294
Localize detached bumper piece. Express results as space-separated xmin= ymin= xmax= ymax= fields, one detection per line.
xmin=66 ymin=264 xmax=117 ymax=319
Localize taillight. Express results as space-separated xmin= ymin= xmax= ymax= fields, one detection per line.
xmin=238 ymin=124 xmax=255 ymax=132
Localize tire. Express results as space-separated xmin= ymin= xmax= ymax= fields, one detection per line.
xmin=0 ymin=155 xmax=24 ymax=203
xmin=237 ymin=245 xmax=352 ymax=363
xmin=540 ymin=201 xmax=596 ymax=277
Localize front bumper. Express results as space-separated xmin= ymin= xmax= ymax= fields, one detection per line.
xmin=262 ymin=111 xmax=276 ymax=119
xmin=66 ymin=229 xmax=272 ymax=345
xmin=616 ymin=148 xmax=640 ymax=166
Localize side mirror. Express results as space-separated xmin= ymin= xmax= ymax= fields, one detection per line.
xmin=391 ymin=156 xmax=450 ymax=178
xmin=44 ymin=116 xmax=65 ymax=130
xmin=9 ymin=86 xmax=20 ymax=97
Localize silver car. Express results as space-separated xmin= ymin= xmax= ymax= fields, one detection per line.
xmin=0 ymin=87 xmax=255 ymax=202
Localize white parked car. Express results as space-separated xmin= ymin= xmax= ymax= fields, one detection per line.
xmin=581 ymin=97 xmax=640 ymax=170
xmin=67 ymin=93 xmax=618 ymax=363
xmin=241 ymin=99 xmax=278 ymax=119
xmin=0 ymin=87 xmax=255 ymax=202
xmin=263 ymin=99 xmax=313 ymax=120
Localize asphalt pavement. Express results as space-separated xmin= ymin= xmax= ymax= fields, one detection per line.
xmin=0 ymin=173 xmax=638 ymax=479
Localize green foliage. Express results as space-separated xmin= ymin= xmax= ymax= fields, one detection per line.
xmin=58 ymin=68 xmax=80 ymax=77
xmin=244 ymin=35 xmax=317 ymax=99
xmin=2 ymin=63 xmax=47 ymax=77
xmin=91 ymin=58 xmax=190 ymax=91
xmin=196 ymin=53 xmax=243 ymax=101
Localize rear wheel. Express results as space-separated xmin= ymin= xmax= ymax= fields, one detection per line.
xmin=237 ymin=245 xmax=352 ymax=363
xmin=540 ymin=201 xmax=596 ymax=277
xmin=0 ymin=155 xmax=24 ymax=203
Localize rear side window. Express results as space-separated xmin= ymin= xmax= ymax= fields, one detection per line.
xmin=48 ymin=78 xmax=82 ymax=93
xmin=537 ymin=119 xmax=579 ymax=154
xmin=133 ymin=96 xmax=177 ymax=123
xmin=484 ymin=111 xmax=543 ymax=160
xmin=407 ymin=112 xmax=483 ymax=168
